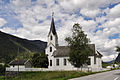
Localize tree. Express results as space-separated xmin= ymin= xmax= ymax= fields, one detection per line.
xmin=116 ymin=46 xmax=120 ymax=53
xmin=65 ymin=23 xmax=93 ymax=68
xmin=31 ymin=52 xmax=48 ymax=68
xmin=16 ymin=52 xmax=33 ymax=60
xmin=0 ymin=64 xmax=5 ymax=76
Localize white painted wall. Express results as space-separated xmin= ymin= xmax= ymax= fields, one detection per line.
xmin=52 ymin=57 xmax=74 ymax=70
xmin=46 ymin=43 xmax=57 ymax=69
xmin=88 ymin=56 xmax=102 ymax=71
xmin=47 ymin=32 xmax=58 ymax=47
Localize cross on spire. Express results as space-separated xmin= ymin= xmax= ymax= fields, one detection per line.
xmin=52 ymin=12 xmax=54 ymax=17
xmin=48 ymin=12 xmax=57 ymax=36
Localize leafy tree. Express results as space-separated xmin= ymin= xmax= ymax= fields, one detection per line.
xmin=65 ymin=23 xmax=93 ymax=68
xmin=16 ymin=52 xmax=34 ymax=60
xmin=116 ymin=46 xmax=120 ymax=53
xmin=0 ymin=64 xmax=5 ymax=76
xmin=31 ymin=52 xmax=48 ymax=68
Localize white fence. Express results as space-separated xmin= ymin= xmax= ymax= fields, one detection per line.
xmin=6 ymin=67 xmax=93 ymax=72
xmin=6 ymin=67 xmax=50 ymax=72
xmin=6 ymin=67 xmax=107 ymax=72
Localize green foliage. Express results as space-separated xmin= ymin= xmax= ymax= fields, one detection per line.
xmin=0 ymin=31 xmax=47 ymax=64
xmin=65 ymin=23 xmax=93 ymax=68
xmin=31 ymin=52 xmax=48 ymax=68
xmin=116 ymin=46 xmax=120 ymax=53
xmin=16 ymin=52 xmax=34 ymax=60
xmin=102 ymin=62 xmax=110 ymax=68
xmin=0 ymin=64 xmax=5 ymax=76
xmin=0 ymin=76 xmax=5 ymax=80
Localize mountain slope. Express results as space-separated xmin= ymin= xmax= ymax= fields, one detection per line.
xmin=0 ymin=31 xmax=47 ymax=63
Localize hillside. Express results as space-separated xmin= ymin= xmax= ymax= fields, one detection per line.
xmin=0 ymin=31 xmax=47 ymax=63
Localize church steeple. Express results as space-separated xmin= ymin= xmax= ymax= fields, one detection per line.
xmin=47 ymin=12 xmax=58 ymax=47
xmin=48 ymin=12 xmax=57 ymax=36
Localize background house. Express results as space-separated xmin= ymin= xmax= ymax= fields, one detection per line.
xmin=9 ymin=59 xmax=32 ymax=68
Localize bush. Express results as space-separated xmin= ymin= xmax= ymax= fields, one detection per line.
xmin=0 ymin=64 xmax=5 ymax=76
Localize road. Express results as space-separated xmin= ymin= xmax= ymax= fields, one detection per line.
xmin=70 ymin=70 xmax=120 ymax=80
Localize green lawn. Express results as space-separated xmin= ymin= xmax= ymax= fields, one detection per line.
xmin=6 ymin=71 xmax=98 ymax=80
xmin=0 ymin=76 xmax=5 ymax=80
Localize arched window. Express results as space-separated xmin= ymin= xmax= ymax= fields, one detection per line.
xmin=50 ymin=47 xmax=52 ymax=52
xmin=64 ymin=59 xmax=67 ymax=66
xmin=56 ymin=59 xmax=59 ymax=66
xmin=50 ymin=60 xmax=52 ymax=66
xmin=50 ymin=35 xmax=52 ymax=40
xmin=94 ymin=56 xmax=96 ymax=64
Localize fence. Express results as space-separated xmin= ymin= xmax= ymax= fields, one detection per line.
xmin=6 ymin=67 xmax=50 ymax=72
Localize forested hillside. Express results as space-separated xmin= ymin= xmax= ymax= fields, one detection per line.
xmin=0 ymin=31 xmax=47 ymax=63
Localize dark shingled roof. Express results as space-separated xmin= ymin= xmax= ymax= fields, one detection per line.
xmin=48 ymin=17 xmax=57 ymax=36
xmin=53 ymin=46 xmax=70 ymax=57
xmin=88 ymin=44 xmax=95 ymax=56
xmin=53 ymin=44 xmax=100 ymax=57
xmin=9 ymin=59 xmax=28 ymax=65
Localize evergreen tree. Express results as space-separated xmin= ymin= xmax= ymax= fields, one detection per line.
xmin=65 ymin=23 xmax=93 ymax=68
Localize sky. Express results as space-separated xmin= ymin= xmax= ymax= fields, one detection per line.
xmin=0 ymin=0 xmax=120 ymax=62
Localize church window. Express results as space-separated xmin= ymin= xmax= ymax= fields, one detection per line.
xmin=50 ymin=47 xmax=52 ymax=52
xmin=64 ymin=59 xmax=67 ymax=66
xmin=50 ymin=35 xmax=52 ymax=40
xmin=87 ymin=58 xmax=91 ymax=65
xmin=56 ymin=59 xmax=59 ymax=66
xmin=50 ymin=60 xmax=52 ymax=66
xmin=94 ymin=56 xmax=96 ymax=64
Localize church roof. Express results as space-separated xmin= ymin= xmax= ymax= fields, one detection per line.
xmin=53 ymin=46 xmax=70 ymax=57
xmin=53 ymin=44 xmax=98 ymax=57
xmin=96 ymin=51 xmax=103 ymax=57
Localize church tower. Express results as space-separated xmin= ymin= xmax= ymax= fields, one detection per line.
xmin=46 ymin=13 xmax=58 ymax=69
xmin=47 ymin=13 xmax=58 ymax=47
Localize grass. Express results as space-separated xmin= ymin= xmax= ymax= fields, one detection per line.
xmin=4 ymin=68 xmax=117 ymax=80
xmin=6 ymin=71 xmax=98 ymax=80
xmin=0 ymin=76 xmax=5 ymax=80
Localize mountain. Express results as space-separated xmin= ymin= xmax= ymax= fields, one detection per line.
xmin=0 ymin=31 xmax=47 ymax=63
xmin=105 ymin=60 xmax=115 ymax=64
xmin=115 ymin=53 xmax=120 ymax=63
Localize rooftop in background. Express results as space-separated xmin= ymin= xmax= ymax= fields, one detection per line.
xmin=9 ymin=59 xmax=29 ymax=65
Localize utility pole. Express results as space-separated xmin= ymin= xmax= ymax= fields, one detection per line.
xmin=17 ymin=47 xmax=19 ymax=79
xmin=4 ymin=55 xmax=6 ymax=80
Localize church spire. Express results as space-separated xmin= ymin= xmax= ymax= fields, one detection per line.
xmin=47 ymin=12 xmax=58 ymax=47
xmin=48 ymin=12 xmax=57 ymax=36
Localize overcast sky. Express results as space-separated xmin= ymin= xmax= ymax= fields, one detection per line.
xmin=0 ymin=0 xmax=120 ymax=62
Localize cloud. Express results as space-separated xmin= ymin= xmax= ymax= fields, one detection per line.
xmin=0 ymin=18 xmax=7 ymax=27
xmin=80 ymin=9 xmax=100 ymax=18
xmin=10 ymin=0 xmax=31 ymax=7
xmin=107 ymin=4 xmax=120 ymax=18
xmin=59 ymin=0 xmax=120 ymax=12
xmin=0 ymin=0 xmax=120 ymax=62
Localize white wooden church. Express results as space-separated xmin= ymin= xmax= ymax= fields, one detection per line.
xmin=45 ymin=15 xmax=103 ymax=71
